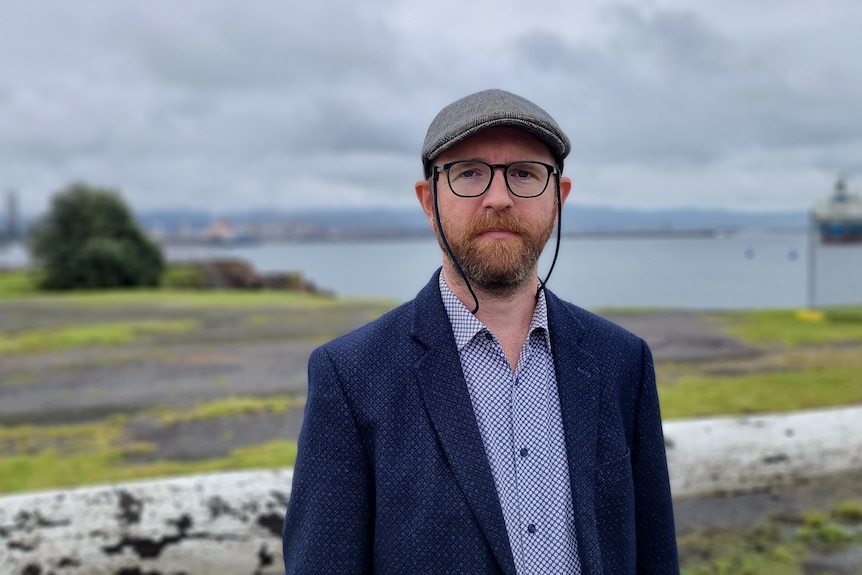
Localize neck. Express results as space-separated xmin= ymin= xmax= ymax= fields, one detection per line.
xmin=441 ymin=263 xmax=538 ymax=334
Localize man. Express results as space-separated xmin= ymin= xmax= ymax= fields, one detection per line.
xmin=283 ymin=89 xmax=679 ymax=574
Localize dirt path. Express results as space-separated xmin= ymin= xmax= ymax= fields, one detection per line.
xmin=1 ymin=303 xmax=754 ymax=458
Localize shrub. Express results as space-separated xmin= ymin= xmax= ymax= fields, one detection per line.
xmin=28 ymin=183 xmax=164 ymax=290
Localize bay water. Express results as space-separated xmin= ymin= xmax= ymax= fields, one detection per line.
xmin=165 ymin=230 xmax=860 ymax=310
xmin=2 ymin=230 xmax=859 ymax=309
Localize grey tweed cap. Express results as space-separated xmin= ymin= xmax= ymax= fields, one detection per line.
xmin=421 ymin=88 xmax=570 ymax=176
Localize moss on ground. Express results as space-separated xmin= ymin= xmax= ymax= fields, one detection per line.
xmin=656 ymin=307 xmax=862 ymax=419
xmin=680 ymin=499 xmax=862 ymax=574
xmin=0 ymin=395 xmax=302 ymax=495
xmin=0 ymin=319 xmax=200 ymax=354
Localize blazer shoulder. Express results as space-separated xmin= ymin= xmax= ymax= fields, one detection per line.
xmin=316 ymin=299 xmax=417 ymax=361
xmin=317 ymin=271 xmax=446 ymax=362
xmin=548 ymin=293 xmax=644 ymax=349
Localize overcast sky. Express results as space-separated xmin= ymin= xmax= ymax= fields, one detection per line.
xmin=2 ymin=0 xmax=861 ymax=217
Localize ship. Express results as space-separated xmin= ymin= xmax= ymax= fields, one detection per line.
xmin=813 ymin=177 xmax=862 ymax=243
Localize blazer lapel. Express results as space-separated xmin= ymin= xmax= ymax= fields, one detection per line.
xmin=547 ymin=293 xmax=603 ymax=575
xmin=410 ymin=272 xmax=517 ymax=575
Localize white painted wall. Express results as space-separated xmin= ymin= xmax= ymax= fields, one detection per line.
xmin=665 ymin=406 xmax=862 ymax=498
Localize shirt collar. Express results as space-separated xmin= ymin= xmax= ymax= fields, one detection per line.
xmin=438 ymin=272 xmax=551 ymax=352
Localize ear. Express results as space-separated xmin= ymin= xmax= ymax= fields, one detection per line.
xmin=415 ymin=179 xmax=435 ymax=227
xmin=558 ymin=176 xmax=572 ymax=208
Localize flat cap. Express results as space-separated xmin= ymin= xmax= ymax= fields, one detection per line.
xmin=422 ymin=88 xmax=570 ymax=176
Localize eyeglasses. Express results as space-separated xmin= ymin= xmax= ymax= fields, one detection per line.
xmin=433 ymin=160 xmax=558 ymax=198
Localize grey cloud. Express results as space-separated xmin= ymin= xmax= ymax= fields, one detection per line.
xmin=109 ymin=0 xmax=405 ymax=90
xmin=514 ymin=4 xmax=862 ymax=167
xmin=3 ymin=0 xmax=861 ymax=215
xmin=95 ymin=1 xmax=425 ymax=159
xmin=604 ymin=5 xmax=738 ymax=75
xmin=284 ymin=96 xmax=417 ymax=155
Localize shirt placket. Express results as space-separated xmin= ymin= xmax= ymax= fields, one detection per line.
xmin=468 ymin=330 xmax=523 ymax=556
xmin=511 ymin=335 xmax=551 ymax=574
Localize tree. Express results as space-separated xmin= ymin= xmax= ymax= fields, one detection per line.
xmin=28 ymin=183 xmax=165 ymax=289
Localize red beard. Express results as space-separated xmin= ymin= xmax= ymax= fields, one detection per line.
xmin=439 ymin=210 xmax=556 ymax=293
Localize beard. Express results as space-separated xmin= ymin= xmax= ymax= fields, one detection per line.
xmin=436 ymin=209 xmax=556 ymax=294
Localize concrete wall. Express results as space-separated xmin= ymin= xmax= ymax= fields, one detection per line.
xmin=0 ymin=470 xmax=292 ymax=575
xmin=2 ymin=406 xmax=862 ymax=574
xmin=665 ymin=406 xmax=862 ymax=498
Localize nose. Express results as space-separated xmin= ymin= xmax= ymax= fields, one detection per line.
xmin=481 ymin=166 xmax=514 ymax=211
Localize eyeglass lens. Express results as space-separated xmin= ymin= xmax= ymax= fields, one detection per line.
xmin=446 ymin=161 xmax=551 ymax=197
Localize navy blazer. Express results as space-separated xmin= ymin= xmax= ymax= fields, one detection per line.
xmin=283 ymin=271 xmax=679 ymax=574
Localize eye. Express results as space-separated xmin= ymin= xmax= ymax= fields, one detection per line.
xmin=508 ymin=163 xmax=543 ymax=181
xmin=449 ymin=162 xmax=488 ymax=181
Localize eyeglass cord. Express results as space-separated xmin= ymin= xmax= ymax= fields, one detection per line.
xmin=431 ymin=176 xmax=563 ymax=316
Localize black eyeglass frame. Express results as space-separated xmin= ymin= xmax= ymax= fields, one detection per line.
xmin=432 ymin=160 xmax=559 ymax=198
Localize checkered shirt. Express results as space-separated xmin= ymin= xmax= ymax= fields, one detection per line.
xmin=439 ymin=275 xmax=581 ymax=575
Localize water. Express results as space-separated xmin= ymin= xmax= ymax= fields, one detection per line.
xmin=3 ymin=231 xmax=860 ymax=309
xmin=166 ymin=230 xmax=860 ymax=309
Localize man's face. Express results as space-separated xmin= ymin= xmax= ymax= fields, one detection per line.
xmin=416 ymin=126 xmax=571 ymax=294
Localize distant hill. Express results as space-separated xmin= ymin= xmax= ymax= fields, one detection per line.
xmin=136 ymin=205 xmax=808 ymax=240
xmin=562 ymin=205 xmax=806 ymax=233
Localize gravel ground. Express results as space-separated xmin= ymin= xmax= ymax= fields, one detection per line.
xmin=2 ymin=297 xmax=861 ymax=571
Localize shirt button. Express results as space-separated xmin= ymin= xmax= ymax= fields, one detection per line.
xmin=527 ymin=524 xmax=537 ymax=534
xmin=519 ymin=447 xmax=529 ymax=457
xmin=484 ymin=331 xmax=493 ymax=340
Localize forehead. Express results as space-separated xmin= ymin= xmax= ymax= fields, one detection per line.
xmin=434 ymin=126 xmax=554 ymax=164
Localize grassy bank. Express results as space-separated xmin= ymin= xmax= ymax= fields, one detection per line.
xmin=3 ymin=271 xmax=860 ymax=574
xmin=657 ymin=306 xmax=862 ymax=419
xmin=0 ymin=275 xmax=395 ymax=495
xmin=1 ymin=271 xmax=861 ymax=496
xmin=0 ymin=394 xmax=302 ymax=494
xmin=0 ymin=268 xmax=39 ymax=295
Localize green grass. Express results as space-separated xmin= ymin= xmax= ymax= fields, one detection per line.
xmin=659 ymin=364 xmax=862 ymax=419
xmin=658 ymin=308 xmax=862 ymax=419
xmin=159 ymin=263 xmax=208 ymax=288
xmin=716 ymin=307 xmax=862 ymax=347
xmin=680 ymin=522 xmax=805 ymax=575
xmin=0 ymin=266 xmax=396 ymax=309
xmin=0 ymin=287 xmax=393 ymax=309
xmin=0 ymin=395 xmax=303 ymax=495
xmin=833 ymin=500 xmax=862 ymax=523
xmin=0 ymin=319 xmax=200 ymax=354
xmin=0 ymin=269 xmax=40 ymax=295
xmin=0 ymin=418 xmax=132 ymax=457
xmin=1 ymin=287 xmax=860 ymax=498
xmin=0 ymin=440 xmax=297 ymax=495
xmin=154 ymin=394 xmax=306 ymax=424
xmin=680 ymin=500 xmax=862 ymax=575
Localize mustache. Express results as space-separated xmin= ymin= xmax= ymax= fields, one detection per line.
xmin=466 ymin=212 xmax=531 ymax=239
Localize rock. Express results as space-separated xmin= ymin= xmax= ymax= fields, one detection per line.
xmin=183 ymin=258 xmax=328 ymax=294
xmin=201 ymin=258 xmax=261 ymax=289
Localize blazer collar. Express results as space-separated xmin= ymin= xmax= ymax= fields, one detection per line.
xmin=410 ymin=269 xmax=518 ymax=575
xmin=546 ymin=291 xmax=604 ymax=575
xmin=410 ymin=272 xmax=606 ymax=575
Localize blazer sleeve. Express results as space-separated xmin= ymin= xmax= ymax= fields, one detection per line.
xmin=283 ymin=346 xmax=374 ymax=575
xmin=632 ymin=340 xmax=680 ymax=573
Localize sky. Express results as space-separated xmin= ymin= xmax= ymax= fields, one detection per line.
xmin=2 ymin=0 xmax=861 ymax=217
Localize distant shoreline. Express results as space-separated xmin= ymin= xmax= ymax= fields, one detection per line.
xmin=154 ymin=226 xmax=811 ymax=247
xmin=0 ymin=226 xmax=812 ymax=253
